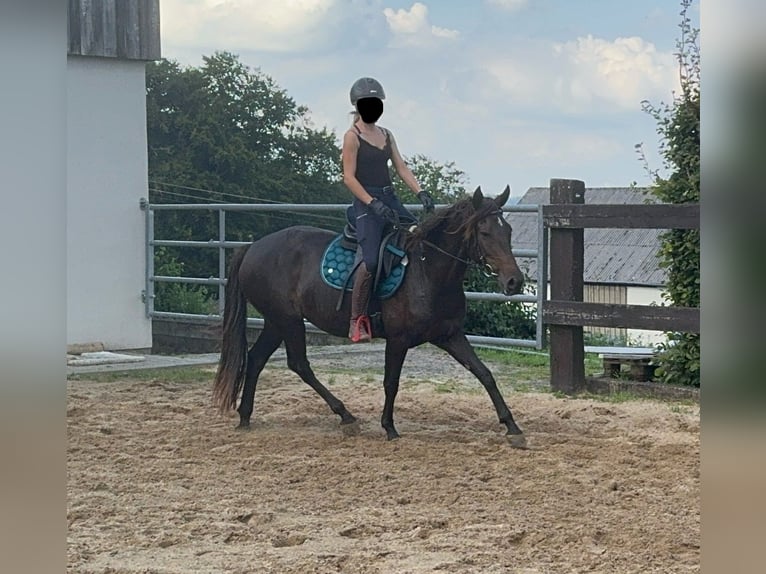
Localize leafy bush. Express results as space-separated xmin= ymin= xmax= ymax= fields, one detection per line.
xmin=153 ymin=247 xmax=215 ymax=315
xmin=463 ymin=266 xmax=536 ymax=340
xmin=639 ymin=0 xmax=700 ymax=386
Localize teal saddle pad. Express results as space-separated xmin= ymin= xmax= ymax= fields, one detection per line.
xmin=320 ymin=235 xmax=406 ymax=299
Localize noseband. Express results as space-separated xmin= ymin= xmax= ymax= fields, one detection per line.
xmin=419 ymin=208 xmax=504 ymax=277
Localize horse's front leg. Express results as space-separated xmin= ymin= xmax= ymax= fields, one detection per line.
xmin=381 ymin=340 xmax=409 ymax=440
xmin=432 ymin=332 xmax=526 ymax=448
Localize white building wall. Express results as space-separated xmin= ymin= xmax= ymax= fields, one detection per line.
xmin=67 ymin=55 xmax=152 ymax=350
xmin=626 ymin=286 xmax=667 ymax=347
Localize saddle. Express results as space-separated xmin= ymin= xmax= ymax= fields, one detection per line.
xmin=320 ymin=206 xmax=411 ymax=311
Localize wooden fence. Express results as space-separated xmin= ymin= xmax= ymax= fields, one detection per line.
xmin=541 ymin=179 xmax=700 ymax=393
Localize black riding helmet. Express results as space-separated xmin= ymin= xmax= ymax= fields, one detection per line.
xmin=350 ymin=77 xmax=386 ymax=105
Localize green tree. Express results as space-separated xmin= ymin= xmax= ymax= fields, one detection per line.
xmin=391 ymin=154 xmax=470 ymax=205
xmin=146 ymin=52 xmax=350 ymax=289
xmin=640 ymin=0 xmax=700 ymax=386
xmin=147 ymin=52 xmax=346 ymax=207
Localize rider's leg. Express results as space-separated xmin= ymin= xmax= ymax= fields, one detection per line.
xmin=349 ymin=198 xmax=384 ymax=342
xmin=349 ymin=263 xmax=373 ymax=342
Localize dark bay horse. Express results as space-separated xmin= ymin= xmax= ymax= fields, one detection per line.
xmin=213 ymin=186 xmax=528 ymax=447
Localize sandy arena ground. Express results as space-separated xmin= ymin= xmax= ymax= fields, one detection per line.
xmin=67 ymin=350 xmax=699 ymax=573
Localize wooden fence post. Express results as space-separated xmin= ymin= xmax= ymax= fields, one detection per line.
xmin=548 ymin=179 xmax=585 ymax=393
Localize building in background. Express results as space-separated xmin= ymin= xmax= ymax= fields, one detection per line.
xmin=508 ymin=187 xmax=667 ymax=346
xmin=67 ymin=0 xmax=161 ymax=350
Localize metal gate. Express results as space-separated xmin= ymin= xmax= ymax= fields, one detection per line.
xmin=140 ymin=200 xmax=547 ymax=350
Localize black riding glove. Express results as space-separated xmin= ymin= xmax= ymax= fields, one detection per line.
xmin=417 ymin=190 xmax=435 ymax=213
xmin=368 ymin=198 xmax=400 ymax=227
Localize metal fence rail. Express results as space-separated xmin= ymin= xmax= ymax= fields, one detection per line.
xmin=141 ymin=200 xmax=546 ymax=350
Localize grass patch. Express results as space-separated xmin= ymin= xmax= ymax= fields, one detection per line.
xmin=473 ymin=347 xmax=549 ymax=382
xmin=580 ymin=390 xmax=647 ymax=404
xmin=475 ymin=347 xmax=548 ymax=368
xmin=434 ymin=382 xmax=457 ymax=394
xmin=473 ymin=346 xmax=603 ymax=382
xmin=512 ymin=382 xmax=536 ymax=394
xmin=564 ymin=390 xmax=696 ymax=406
xmin=545 ymin=388 xmax=642 ymax=403
xmin=67 ymin=365 xmax=215 ymax=384
xmin=475 ymin=347 xmax=601 ymax=369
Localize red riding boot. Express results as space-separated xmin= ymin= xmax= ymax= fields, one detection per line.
xmin=349 ymin=315 xmax=372 ymax=343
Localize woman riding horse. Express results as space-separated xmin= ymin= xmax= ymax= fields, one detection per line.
xmin=341 ymin=77 xmax=435 ymax=342
xmin=212 ymin=183 xmax=528 ymax=447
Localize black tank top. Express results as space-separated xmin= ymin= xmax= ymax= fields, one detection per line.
xmin=353 ymin=125 xmax=393 ymax=187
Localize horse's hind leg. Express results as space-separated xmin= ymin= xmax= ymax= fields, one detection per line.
xmin=237 ymin=321 xmax=283 ymax=429
xmin=432 ymin=332 xmax=526 ymax=448
xmin=281 ymin=319 xmax=358 ymax=428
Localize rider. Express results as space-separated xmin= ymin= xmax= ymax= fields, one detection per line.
xmin=342 ymin=77 xmax=435 ymax=343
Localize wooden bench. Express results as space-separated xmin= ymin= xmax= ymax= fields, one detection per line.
xmin=585 ymin=346 xmax=657 ymax=382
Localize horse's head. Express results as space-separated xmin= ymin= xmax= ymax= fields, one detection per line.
xmin=471 ymin=186 xmax=525 ymax=296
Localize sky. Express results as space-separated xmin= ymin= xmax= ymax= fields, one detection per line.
xmin=157 ymin=0 xmax=701 ymax=200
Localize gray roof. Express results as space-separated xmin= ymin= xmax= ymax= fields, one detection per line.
xmin=508 ymin=187 xmax=667 ymax=287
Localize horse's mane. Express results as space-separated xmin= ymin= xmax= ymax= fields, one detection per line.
xmin=405 ymin=196 xmax=497 ymax=250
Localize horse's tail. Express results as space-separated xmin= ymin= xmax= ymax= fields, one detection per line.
xmin=212 ymin=246 xmax=250 ymax=414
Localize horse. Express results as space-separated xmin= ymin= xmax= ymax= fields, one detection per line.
xmin=212 ymin=185 xmax=528 ymax=447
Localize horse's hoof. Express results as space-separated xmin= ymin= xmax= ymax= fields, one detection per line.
xmin=506 ymin=433 xmax=528 ymax=449
xmin=341 ymin=420 xmax=361 ymax=436
xmin=386 ymin=431 xmax=400 ymax=441
xmin=236 ymin=422 xmax=252 ymax=432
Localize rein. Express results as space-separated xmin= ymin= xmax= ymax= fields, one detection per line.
xmin=420 ymin=239 xmax=472 ymax=266
xmin=417 ymin=208 xmax=503 ymax=277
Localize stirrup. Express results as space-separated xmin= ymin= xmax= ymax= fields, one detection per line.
xmin=349 ymin=316 xmax=372 ymax=343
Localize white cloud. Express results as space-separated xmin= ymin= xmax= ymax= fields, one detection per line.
xmin=384 ymin=3 xmax=427 ymax=34
xmin=485 ymin=35 xmax=678 ymax=114
xmin=431 ymin=25 xmax=460 ymax=40
xmin=553 ymin=35 xmax=679 ymax=110
xmin=383 ymin=3 xmax=459 ymax=46
xmin=161 ymin=0 xmax=342 ymax=52
xmin=486 ymin=0 xmax=528 ymax=11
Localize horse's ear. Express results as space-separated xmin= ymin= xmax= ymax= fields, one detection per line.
xmin=495 ymin=185 xmax=511 ymax=208
xmin=472 ymin=186 xmax=483 ymax=210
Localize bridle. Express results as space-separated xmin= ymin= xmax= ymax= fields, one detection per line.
xmin=418 ymin=208 xmax=504 ymax=278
